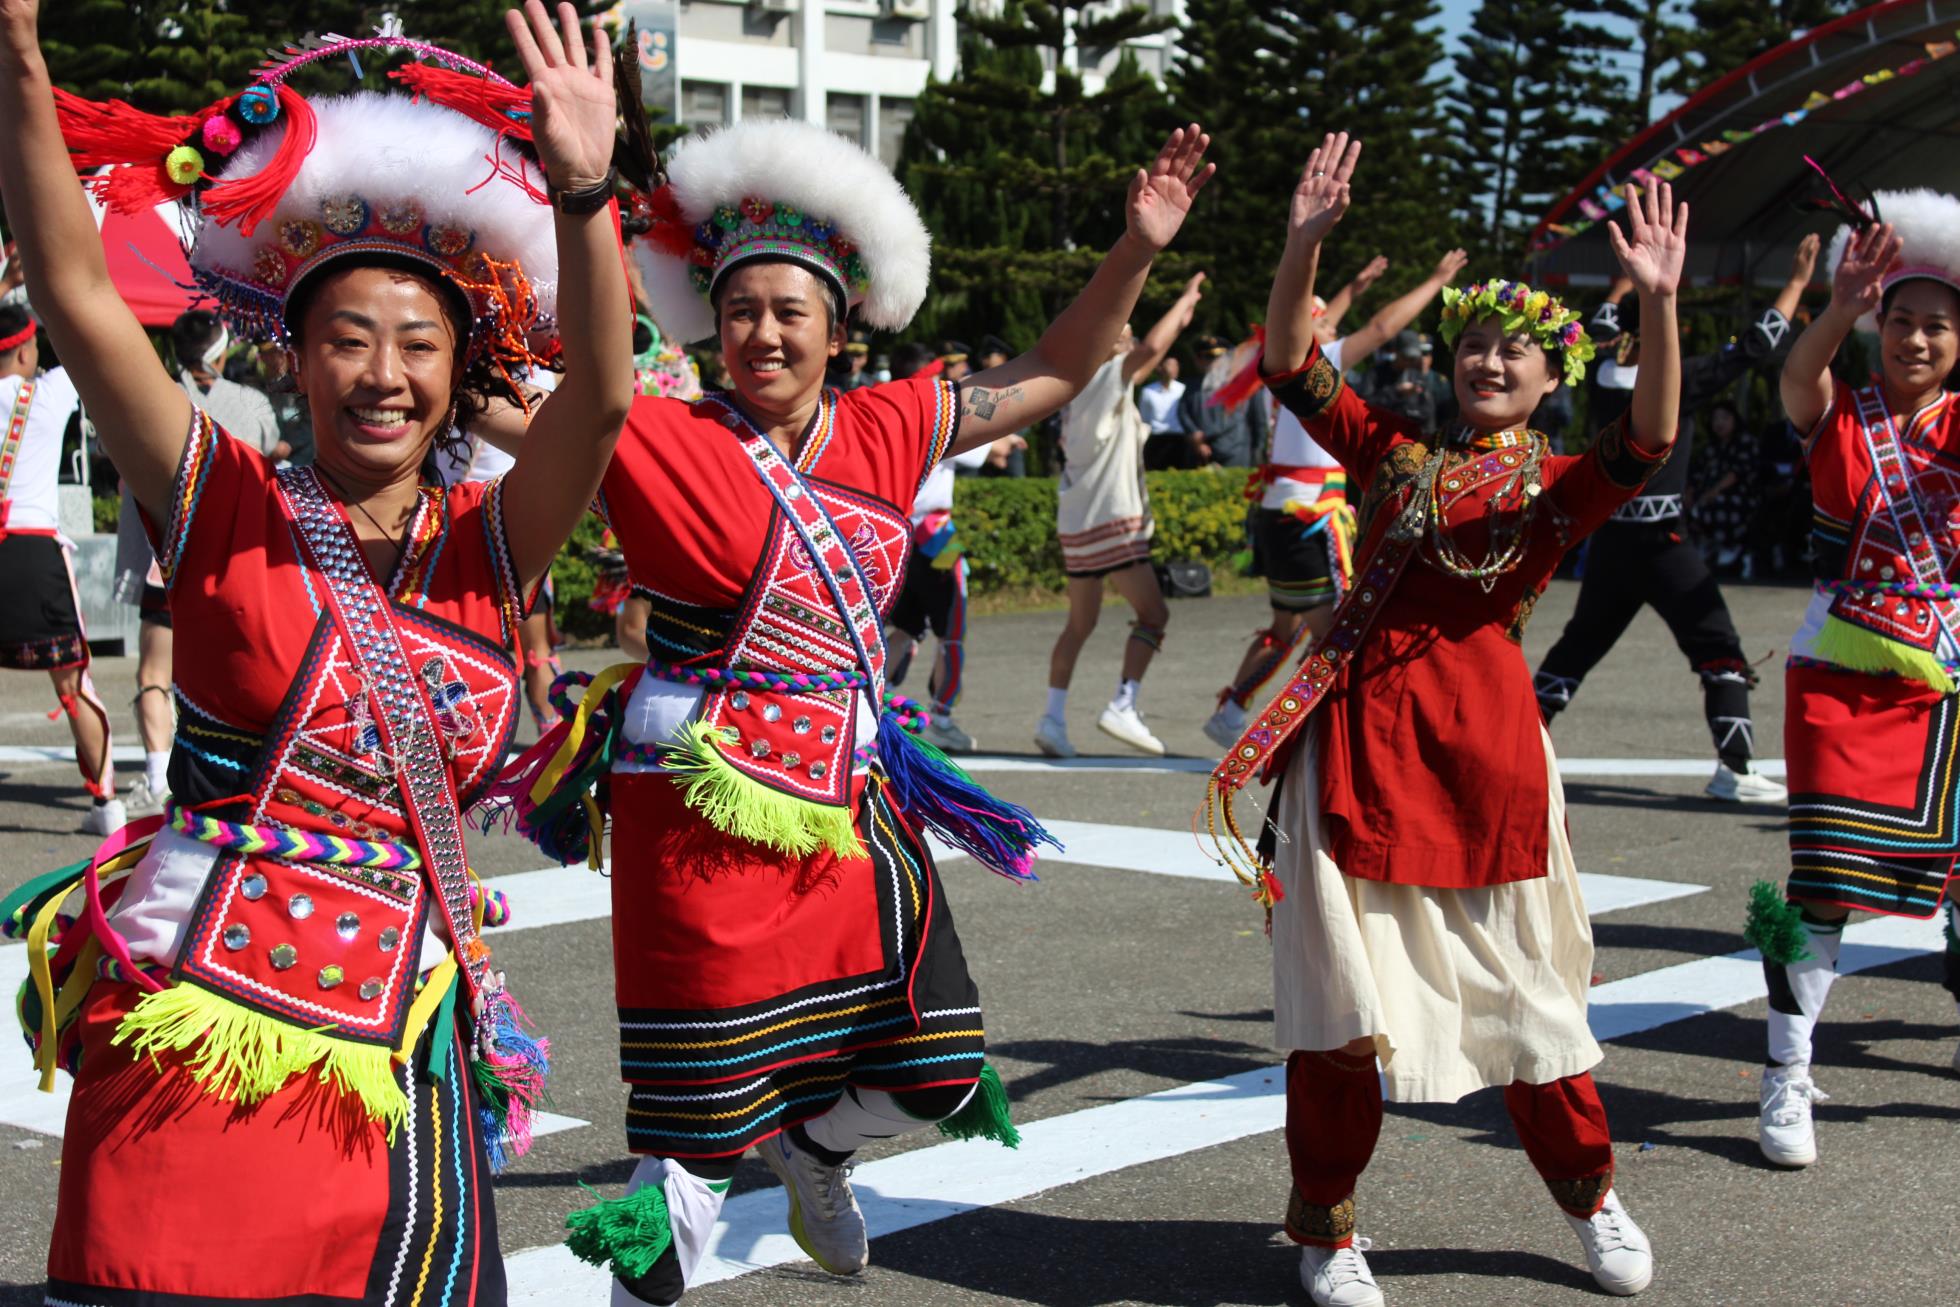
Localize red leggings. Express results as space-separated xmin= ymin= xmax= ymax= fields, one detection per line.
xmin=1283 ymin=1048 xmax=1615 ymax=1247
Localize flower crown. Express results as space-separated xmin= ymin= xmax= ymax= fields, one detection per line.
xmin=1438 ymin=280 xmax=1595 ymax=387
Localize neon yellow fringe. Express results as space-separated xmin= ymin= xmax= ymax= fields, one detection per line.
xmin=112 ymin=982 xmax=408 ymax=1139
xmin=665 ymin=718 xmax=862 ymax=858
xmin=1810 ymin=615 xmax=1956 ymax=693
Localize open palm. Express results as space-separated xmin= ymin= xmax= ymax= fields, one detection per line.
xmin=507 ymin=1 xmax=616 ymax=190
xmin=1288 ymin=132 xmax=1362 ymax=246
xmin=1127 ymin=124 xmax=1215 ymax=253
xmin=1606 ymin=180 xmax=1688 ymax=299
xmin=1830 ymin=222 xmax=1900 ymax=318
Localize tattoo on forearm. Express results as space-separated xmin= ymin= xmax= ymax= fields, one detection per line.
xmin=962 ymin=384 xmax=1024 ymax=422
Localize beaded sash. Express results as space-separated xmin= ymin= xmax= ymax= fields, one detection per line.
xmin=1827 ymin=388 xmax=1960 ymax=658
xmin=0 ymin=379 xmax=34 ymax=531
xmin=273 ymin=467 xmax=494 ymax=1011
xmin=687 ymin=397 xmax=908 ymax=809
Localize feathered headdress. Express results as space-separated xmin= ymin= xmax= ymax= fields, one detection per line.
xmin=56 ymin=32 xmax=560 ymax=381
xmin=631 ymin=118 xmax=930 ymax=344
xmin=1824 ymin=186 xmax=1960 ymax=331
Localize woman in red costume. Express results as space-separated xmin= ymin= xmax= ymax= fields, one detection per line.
xmin=0 ymin=3 xmax=632 ymax=1300
xmin=498 ymin=116 xmax=1213 ymax=1303
xmin=1206 ymin=133 xmax=1686 ymax=1304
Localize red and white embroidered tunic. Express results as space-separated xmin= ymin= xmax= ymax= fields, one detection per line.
xmin=1269 ymin=343 xmax=1667 ymax=890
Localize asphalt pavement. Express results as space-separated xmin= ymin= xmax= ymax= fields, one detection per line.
xmin=0 ymin=577 xmax=1955 ymax=1307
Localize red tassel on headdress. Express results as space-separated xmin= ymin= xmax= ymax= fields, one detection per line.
xmin=643 ymin=185 xmax=696 ymax=259
xmin=199 ymin=85 xmax=315 ymax=236
xmin=1208 ymin=324 xmax=1269 ymax=413
xmin=390 ymin=64 xmax=534 ymax=143
xmin=53 ymin=87 xmax=224 ymax=214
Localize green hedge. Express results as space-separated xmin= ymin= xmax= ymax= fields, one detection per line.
xmin=548 ymin=467 xmax=1251 ymax=638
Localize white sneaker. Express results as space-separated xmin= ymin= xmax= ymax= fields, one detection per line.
xmin=921 ymin=715 xmax=976 ymax=754
xmin=1758 ymin=1064 xmax=1827 ymax=1167
xmin=1096 ymin=702 xmax=1166 ymax=756
xmin=81 ymin=799 xmax=127 ymax=838
xmin=759 ymin=1130 xmax=867 ymax=1276
xmin=1705 ymin=761 xmax=1787 ymax=804
xmin=1203 ymin=699 xmax=1248 ymax=750
xmin=1299 ymin=1237 xmax=1384 ymax=1307
xmin=1563 ymin=1190 xmax=1653 ymax=1296
xmin=1034 ymin=714 xmax=1075 ymax=759
xmin=125 ymin=777 xmax=167 ymax=816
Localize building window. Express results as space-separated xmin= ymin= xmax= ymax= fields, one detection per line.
xmin=826 ymin=93 xmax=867 ymax=147
xmin=877 ymin=96 xmax=916 ymax=167
xmin=682 ymin=79 xmax=727 ymax=132
xmin=741 ymin=84 xmax=792 ymax=121
xmin=870 ymin=17 xmax=911 ymax=48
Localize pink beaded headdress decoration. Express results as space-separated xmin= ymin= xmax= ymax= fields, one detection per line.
xmin=55 ymin=31 xmax=562 ymax=382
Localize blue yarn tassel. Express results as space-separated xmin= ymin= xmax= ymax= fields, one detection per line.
xmin=876 ymin=712 xmax=1059 ymax=880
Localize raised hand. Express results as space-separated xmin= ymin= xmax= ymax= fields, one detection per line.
xmin=1127 ymin=124 xmax=1215 ymax=253
xmin=1432 ymin=248 xmax=1469 ymax=283
xmin=1606 ymin=180 xmax=1688 ymax=299
xmin=1354 ymin=254 xmax=1389 ymax=291
xmin=1287 ymin=132 xmax=1362 ymax=248
xmin=506 ymin=1 xmax=616 ymax=191
xmin=1828 ymin=222 xmax=1899 ymax=319
xmin=1789 ymin=231 xmax=1821 ymax=287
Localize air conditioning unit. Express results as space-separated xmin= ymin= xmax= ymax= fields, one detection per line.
xmin=748 ymin=0 xmax=798 ymax=15
xmin=882 ymin=0 xmax=932 ymax=20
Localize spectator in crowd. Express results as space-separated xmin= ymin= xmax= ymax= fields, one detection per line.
xmin=1140 ymin=353 xmax=1202 ymax=468
xmin=239 ymin=339 xmax=314 ymax=467
xmin=169 ymin=309 xmax=283 ymax=460
xmin=829 ymin=328 xmax=876 ymax=391
xmin=1690 ymin=400 xmax=1760 ymax=574
xmin=1365 ymin=329 xmax=1448 ymax=433
xmin=1752 ymin=416 xmax=1810 ymax=577
xmin=938 ymin=338 xmax=973 ymax=383
xmin=1180 ymin=333 xmax=1269 ymax=468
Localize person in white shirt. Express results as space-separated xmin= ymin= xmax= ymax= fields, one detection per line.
xmin=0 ymin=305 xmax=120 ymax=833
xmin=1038 ymin=271 xmax=1204 ymax=758
xmin=1138 ymin=355 xmax=1198 ymax=467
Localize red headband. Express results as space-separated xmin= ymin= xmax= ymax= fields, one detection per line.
xmin=0 ymin=318 xmax=36 ymax=355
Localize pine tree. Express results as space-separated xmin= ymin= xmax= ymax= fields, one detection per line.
xmin=1445 ymin=0 xmax=1620 ymax=262
xmin=894 ymin=2 xmax=1181 ymax=348
xmin=1664 ymin=0 xmax=1859 ymax=97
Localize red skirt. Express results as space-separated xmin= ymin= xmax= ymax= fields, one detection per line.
xmin=48 ymin=981 xmax=506 ymax=1305
xmin=608 ymin=770 xmax=985 ymax=1159
xmin=1785 ymin=661 xmax=1960 ymax=918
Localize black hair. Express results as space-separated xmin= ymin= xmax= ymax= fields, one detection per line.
xmin=169 ymin=309 xmax=225 ymax=369
xmin=1880 ymin=277 xmax=1960 ymax=320
xmin=0 ymin=303 xmax=32 ymax=348
xmin=284 ymin=254 xmax=507 ymax=464
xmin=888 ymin=341 xmax=936 ymax=380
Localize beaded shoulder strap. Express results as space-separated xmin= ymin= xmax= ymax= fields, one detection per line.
xmin=0 ymin=379 xmax=35 ymax=523
xmin=273 ymin=467 xmax=490 ymax=1009
xmin=1852 ymin=387 xmax=1960 ymax=654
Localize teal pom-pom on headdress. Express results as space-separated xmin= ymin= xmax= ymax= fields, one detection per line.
xmin=1437 ymin=279 xmax=1595 ymax=387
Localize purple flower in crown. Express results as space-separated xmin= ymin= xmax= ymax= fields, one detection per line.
xmin=1561 ymin=321 xmax=1583 ymax=347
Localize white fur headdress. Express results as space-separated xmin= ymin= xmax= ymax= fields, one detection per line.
xmin=57 ymin=34 xmax=557 ymax=372
xmin=1826 ymin=188 xmax=1960 ymax=331
xmin=633 ymin=118 xmax=930 ymax=344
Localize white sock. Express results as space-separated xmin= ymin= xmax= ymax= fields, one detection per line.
xmin=1045 ymin=687 xmax=1067 ymax=720
xmin=1767 ymin=916 xmax=1844 ymax=1069
xmin=144 ymin=751 xmax=168 ymax=793
xmin=803 ymin=1084 xmax=978 ymax=1155
xmin=1111 ymin=678 xmax=1140 ymax=713
xmin=610 ymin=1156 xmax=729 ymax=1301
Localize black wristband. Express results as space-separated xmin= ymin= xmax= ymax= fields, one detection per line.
xmin=551 ymin=167 xmax=618 ymax=215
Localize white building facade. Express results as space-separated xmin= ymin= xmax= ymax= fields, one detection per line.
xmin=608 ymin=0 xmax=1184 ymax=166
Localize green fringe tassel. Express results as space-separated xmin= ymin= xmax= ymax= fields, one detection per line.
xmin=935 ymin=1061 xmax=1022 ymax=1149
xmin=665 ymin=718 xmax=861 ymax=858
xmin=1743 ymin=881 xmax=1813 ymax=966
xmin=565 ymin=1181 xmax=673 ymax=1280
xmin=1810 ymin=615 xmax=1955 ymax=693
xmin=111 ymin=982 xmax=407 ymax=1138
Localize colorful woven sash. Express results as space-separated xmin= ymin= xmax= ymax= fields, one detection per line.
xmin=0 ymin=378 xmax=35 ymax=532
xmin=167 ymin=801 xmax=423 ymax=871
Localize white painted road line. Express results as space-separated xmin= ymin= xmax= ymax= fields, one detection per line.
xmin=0 ymin=743 xmax=1786 ymax=782
xmin=506 ymin=909 xmax=1944 ymax=1300
xmin=933 ymin=818 xmax=1706 ymax=916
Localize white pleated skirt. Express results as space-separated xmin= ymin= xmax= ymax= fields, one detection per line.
xmin=1271 ymin=724 xmax=1602 ymax=1103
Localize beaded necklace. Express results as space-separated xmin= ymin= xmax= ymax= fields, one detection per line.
xmin=1397 ymin=425 xmax=1545 ymax=593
